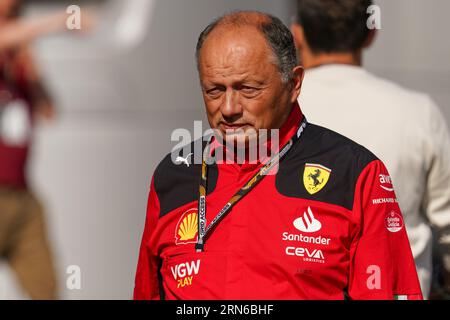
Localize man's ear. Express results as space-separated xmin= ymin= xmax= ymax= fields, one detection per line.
xmin=363 ymin=29 xmax=377 ymax=49
xmin=291 ymin=23 xmax=305 ymax=51
xmin=290 ymin=66 xmax=305 ymax=103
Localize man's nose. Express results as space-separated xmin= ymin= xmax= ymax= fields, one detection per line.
xmin=220 ymin=89 xmax=242 ymax=121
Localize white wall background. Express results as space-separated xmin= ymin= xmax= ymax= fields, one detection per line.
xmin=365 ymin=0 xmax=450 ymax=123
xmin=0 ymin=0 xmax=448 ymax=299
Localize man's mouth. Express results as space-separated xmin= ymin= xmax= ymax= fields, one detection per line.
xmin=219 ymin=122 xmax=248 ymax=132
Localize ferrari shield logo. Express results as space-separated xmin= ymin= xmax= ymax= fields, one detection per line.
xmin=303 ymin=163 xmax=332 ymax=195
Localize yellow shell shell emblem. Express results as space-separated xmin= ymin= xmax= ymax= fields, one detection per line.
xmin=303 ymin=163 xmax=332 ymax=195
xmin=175 ymin=209 xmax=198 ymax=244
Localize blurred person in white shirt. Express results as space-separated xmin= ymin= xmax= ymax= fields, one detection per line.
xmin=291 ymin=0 xmax=450 ymax=299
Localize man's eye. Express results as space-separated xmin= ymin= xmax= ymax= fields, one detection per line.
xmin=241 ymin=86 xmax=259 ymax=95
xmin=206 ymin=88 xmax=222 ymax=98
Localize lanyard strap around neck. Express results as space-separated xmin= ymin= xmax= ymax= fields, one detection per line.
xmin=196 ymin=117 xmax=307 ymax=252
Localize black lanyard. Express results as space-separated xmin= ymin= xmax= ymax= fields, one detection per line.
xmin=196 ymin=117 xmax=308 ymax=252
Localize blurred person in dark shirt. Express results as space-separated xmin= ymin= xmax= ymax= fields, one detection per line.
xmin=0 ymin=0 xmax=94 ymax=299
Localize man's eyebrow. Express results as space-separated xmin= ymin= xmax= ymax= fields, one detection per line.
xmin=201 ymin=78 xmax=266 ymax=89
xmin=238 ymin=77 xmax=268 ymax=87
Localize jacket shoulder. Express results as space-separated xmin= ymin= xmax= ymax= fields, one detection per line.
xmin=276 ymin=123 xmax=378 ymax=210
xmin=153 ymin=140 xmax=217 ymax=218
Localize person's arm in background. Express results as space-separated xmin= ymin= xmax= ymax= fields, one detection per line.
xmin=422 ymin=97 xmax=450 ymax=298
xmin=0 ymin=7 xmax=96 ymax=51
xmin=2 ymin=8 xmax=97 ymax=119
xmin=0 ymin=11 xmax=67 ymax=51
xmin=348 ymin=159 xmax=423 ymax=300
xmin=134 ymin=176 xmax=163 ymax=300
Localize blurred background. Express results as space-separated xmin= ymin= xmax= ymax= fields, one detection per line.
xmin=0 ymin=0 xmax=448 ymax=299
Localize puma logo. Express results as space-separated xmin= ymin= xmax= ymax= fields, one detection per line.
xmin=175 ymin=153 xmax=193 ymax=167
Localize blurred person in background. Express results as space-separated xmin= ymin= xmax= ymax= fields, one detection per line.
xmin=0 ymin=0 xmax=93 ymax=299
xmin=291 ymin=0 xmax=450 ymax=299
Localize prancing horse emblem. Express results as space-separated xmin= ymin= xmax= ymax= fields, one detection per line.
xmin=303 ymin=163 xmax=332 ymax=195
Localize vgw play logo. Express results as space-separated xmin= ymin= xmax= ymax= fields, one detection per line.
xmin=170 ymin=259 xmax=201 ymax=289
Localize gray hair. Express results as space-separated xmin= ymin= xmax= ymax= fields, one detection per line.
xmin=195 ymin=11 xmax=299 ymax=83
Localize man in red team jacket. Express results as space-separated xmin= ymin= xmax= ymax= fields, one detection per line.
xmin=134 ymin=11 xmax=423 ymax=300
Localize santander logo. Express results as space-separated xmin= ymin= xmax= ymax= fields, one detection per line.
xmin=294 ymin=207 xmax=322 ymax=233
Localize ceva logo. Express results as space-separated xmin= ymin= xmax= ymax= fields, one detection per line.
xmin=293 ymin=207 xmax=322 ymax=233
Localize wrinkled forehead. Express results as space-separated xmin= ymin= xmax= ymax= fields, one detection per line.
xmin=198 ymin=25 xmax=277 ymax=78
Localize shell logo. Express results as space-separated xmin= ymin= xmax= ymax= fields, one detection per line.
xmin=175 ymin=209 xmax=198 ymax=245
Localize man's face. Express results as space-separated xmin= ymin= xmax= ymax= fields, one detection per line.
xmin=198 ymin=26 xmax=297 ymax=144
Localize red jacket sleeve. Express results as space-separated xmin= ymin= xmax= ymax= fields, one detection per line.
xmin=133 ymin=176 xmax=162 ymax=300
xmin=348 ymin=160 xmax=423 ymax=300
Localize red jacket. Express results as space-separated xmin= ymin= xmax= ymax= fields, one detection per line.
xmin=134 ymin=105 xmax=423 ymax=300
